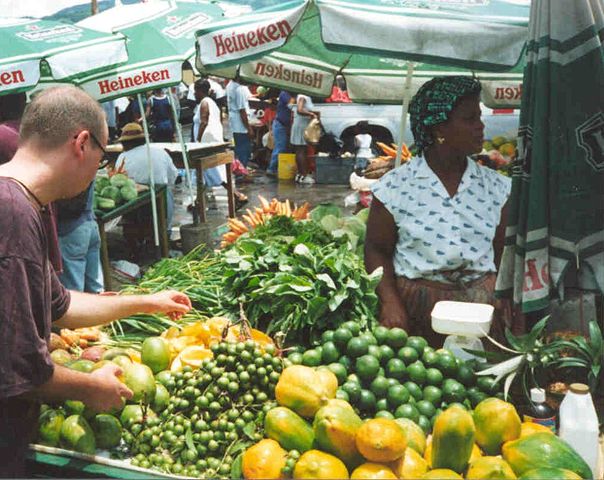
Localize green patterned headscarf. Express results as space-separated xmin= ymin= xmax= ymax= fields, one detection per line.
xmin=409 ymin=76 xmax=482 ymax=154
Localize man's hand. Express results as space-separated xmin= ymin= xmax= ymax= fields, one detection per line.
xmin=247 ymin=126 xmax=254 ymax=139
xmin=379 ymin=300 xmax=409 ymax=330
xmin=144 ymin=290 xmax=192 ymax=320
xmin=87 ymin=364 xmax=133 ymax=413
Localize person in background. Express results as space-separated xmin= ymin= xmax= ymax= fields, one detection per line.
xmin=208 ymin=76 xmax=227 ymax=119
xmin=364 ymin=76 xmax=511 ymax=347
xmin=101 ymin=99 xmax=118 ymax=142
xmin=115 ymin=123 xmax=178 ymax=232
xmin=0 ymin=86 xmax=191 ymax=477
xmin=145 ymin=89 xmax=174 ymax=143
xmin=226 ymin=74 xmax=253 ymax=167
xmin=290 ymin=93 xmax=320 ymax=184
xmin=354 ymin=120 xmax=373 ymax=165
xmin=266 ymin=90 xmax=293 ymax=177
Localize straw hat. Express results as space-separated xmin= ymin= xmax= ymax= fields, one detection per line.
xmin=118 ymin=122 xmax=145 ymax=142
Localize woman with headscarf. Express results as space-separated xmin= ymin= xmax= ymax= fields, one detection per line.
xmin=364 ymin=76 xmax=512 ymax=346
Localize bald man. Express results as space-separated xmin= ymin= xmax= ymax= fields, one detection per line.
xmin=0 ymin=86 xmax=192 ymax=476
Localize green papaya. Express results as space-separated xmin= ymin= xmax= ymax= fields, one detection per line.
xmin=37 ymin=408 xmax=65 ymax=447
xmin=518 ymin=468 xmax=581 ymax=480
xmin=264 ymin=407 xmax=315 ymax=453
xmin=431 ymin=405 xmax=475 ymax=474
xmin=60 ymin=415 xmax=96 ymax=454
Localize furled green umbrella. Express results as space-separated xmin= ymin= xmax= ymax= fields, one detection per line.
xmin=0 ymin=16 xmax=127 ymax=96
xmin=495 ymin=0 xmax=604 ymax=312
xmin=196 ymin=0 xmax=528 ymax=164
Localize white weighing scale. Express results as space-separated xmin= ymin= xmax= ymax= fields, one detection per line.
xmin=431 ymin=301 xmax=494 ymax=362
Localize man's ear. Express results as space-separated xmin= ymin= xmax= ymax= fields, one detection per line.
xmin=72 ymin=130 xmax=89 ymax=159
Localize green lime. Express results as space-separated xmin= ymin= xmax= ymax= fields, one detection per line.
xmin=328 ymin=363 xmax=348 ymax=385
xmin=407 ymin=361 xmax=427 ymax=385
xmin=339 ymin=355 xmax=353 ymax=371
xmin=341 ymin=321 xmax=361 ymax=336
xmin=360 ymin=332 xmax=378 ymax=346
xmin=370 ymin=376 xmax=390 ymax=398
xmin=288 ymin=352 xmax=303 ymax=365
xmin=385 ymin=358 xmax=407 ymax=381
xmin=442 ymin=379 xmax=467 ymax=403
xmin=436 ymin=352 xmax=458 ymax=377
xmin=376 ymin=398 xmax=389 ymax=411
xmin=417 ymin=415 xmax=432 ymax=435
xmin=387 ymin=378 xmax=400 ymax=387
xmin=336 ymin=389 xmax=349 ymax=401
xmin=358 ymin=389 xmax=377 ymax=413
xmin=387 ymin=384 xmax=410 ymax=407
xmin=321 ymin=330 xmax=335 ymax=343
xmin=321 ymin=342 xmax=341 ymax=364
xmin=422 ymin=349 xmax=439 ymax=367
xmin=425 ymin=368 xmax=444 ymax=386
xmin=416 ymin=400 xmax=437 ymax=418
xmin=386 ymin=328 xmax=408 ymax=349
xmin=394 ymin=404 xmax=420 ymax=423
xmin=347 ymin=373 xmax=361 ymax=384
xmin=398 ymin=346 xmax=420 ymax=364
xmin=456 ymin=364 xmax=476 ymax=387
xmin=333 ymin=328 xmax=354 ymax=350
xmin=368 ymin=345 xmax=382 ymax=360
xmin=422 ymin=386 xmax=443 ymax=405
xmin=372 ymin=326 xmax=390 ymax=345
xmin=155 ymin=370 xmax=172 ymax=387
xmin=446 ymin=402 xmax=468 ymax=411
xmin=378 ymin=367 xmax=385 ymax=377
xmin=404 ymin=381 xmax=423 ymax=401
xmin=375 ymin=411 xmax=395 ymax=419
xmin=342 ymin=381 xmax=362 ymax=404
xmin=356 ymin=355 xmax=381 ymax=382
xmin=476 ymin=376 xmax=497 ymax=394
xmin=423 ymin=346 xmax=435 ymax=356
xmin=346 ymin=337 xmax=369 ymax=359
xmin=378 ymin=345 xmax=395 ymax=365
xmin=152 ymin=383 xmax=170 ymax=411
xmin=406 ymin=336 xmax=428 ymax=356
xmin=466 ymin=387 xmax=488 ymax=408
xmin=302 ymin=349 xmax=322 ymax=367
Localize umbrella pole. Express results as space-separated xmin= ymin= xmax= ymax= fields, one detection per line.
xmin=167 ymin=90 xmax=198 ymax=225
xmin=395 ymin=63 xmax=414 ymax=167
xmin=137 ymin=93 xmax=160 ymax=247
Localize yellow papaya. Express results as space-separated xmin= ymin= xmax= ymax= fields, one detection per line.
xmin=422 ymin=469 xmax=463 ymax=479
xmin=242 ymin=439 xmax=287 ymax=480
xmin=316 ymin=367 xmax=338 ymax=399
xmin=294 ymin=450 xmax=349 ymax=479
xmin=356 ymin=418 xmax=406 ymax=463
xmin=351 ymin=463 xmax=397 ymax=479
xmin=265 ymin=407 xmax=315 ymax=453
xmin=431 ymin=405 xmax=475 ymax=474
xmin=519 ymin=422 xmax=554 ymax=438
xmin=395 ymin=417 xmax=427 ymax=455
xmin=275 ymin=365 xmax=334 ymax=417
xmin=473 ymin=398 xmax=521 ymax=455
xmin=466 ymin=456 xmax=517 ymax=479
xmin=389 ymin=447 xmax=429 ymax=479
xmin=502 ymin=433 xmax=592 ymax=479
xmin=469 ymin=443 xmax=483 ymax=462
xmin=313 ymin=399 xmax=363 ymax=469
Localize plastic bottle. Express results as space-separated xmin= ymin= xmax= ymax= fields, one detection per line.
xmin=559 ymin=383 xmax=599 ymax=479
xmin=522 ymin=387 xmax=557 ymax=433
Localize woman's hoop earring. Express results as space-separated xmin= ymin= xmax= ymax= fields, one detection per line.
xmin=437 ymin=136 xmax=445 ymax=144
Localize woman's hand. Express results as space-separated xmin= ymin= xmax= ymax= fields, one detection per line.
xmin=379 ymin=300 xmax=409 ymax=330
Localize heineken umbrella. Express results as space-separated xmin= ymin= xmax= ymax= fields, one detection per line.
xmin=78 ymin=0 xmax=237 ymax=242
xmin=495 ymin=0 xmax=604 ymax=312
xmin=0 ymin=16 xmax=127 ymax=96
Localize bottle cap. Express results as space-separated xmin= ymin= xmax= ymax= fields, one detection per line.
xmin=530 ymin=387 xmax=546 ymax=403
xmin=569 ymin=383 xmax=590 ymax=394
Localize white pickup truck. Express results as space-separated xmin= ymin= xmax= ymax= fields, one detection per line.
xmin=314 ymin=102 xmax=520 ymax=152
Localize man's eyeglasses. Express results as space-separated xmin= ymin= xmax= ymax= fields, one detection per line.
xmin=74 ymin=131 xmax=109 ymax=169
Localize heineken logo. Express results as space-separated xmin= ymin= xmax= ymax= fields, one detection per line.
xmin=213 ymin=20 xmax=292 ymax=58
xmin=18 ymin=25 xmax=81 ymax=41
xmin=576 ymin=112 xmax=604 ymax=172
xmin=98 ymin=69 xmax=171 ymax=95
xmin=0 ymin=69 xmax=26 ymax=86
xmin=254 ymin=62 xmax=324 ymax=90
xmin=162 ymin=13 xmax=211 ymax=39
xmin=495 ymin=84 xmax=522 ymax=101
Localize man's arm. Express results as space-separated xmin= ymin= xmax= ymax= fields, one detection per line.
xmin=364 ymin=198 xmax=409 ymax=329
xmin=54 ymin=290 xmax=191 ymax=330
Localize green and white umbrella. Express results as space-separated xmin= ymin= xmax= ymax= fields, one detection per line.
xmin=0 ymin=16 xmax=127 ymax=96
xmin=495 ymin=0 xmax=604 ymax=312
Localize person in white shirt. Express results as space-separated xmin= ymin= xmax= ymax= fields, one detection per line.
xmin=225 ymin=76 xmax=253 ymax=167
xmin=290 ymin=93 xmax=320 ymax=184
xmin=354 ymin=120 xmax=373 ymax=161
xmin=101 ymin=100 xmax=117 ymax=142
xmin=115 ymin=123 xmax=178 ymax=231
xmin=365 ymin=76 xmax=512 ymax=347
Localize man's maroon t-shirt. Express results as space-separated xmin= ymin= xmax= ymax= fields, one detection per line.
xmin=0 ymin=177 xmax=71 ymax=476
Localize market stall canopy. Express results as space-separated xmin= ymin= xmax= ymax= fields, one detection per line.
xmin=76 ymin=0 xmax=246 ymax=102
xmin=0 ymin=16 xmax=128 ymax=96
xmin=495 ymin=0 xmax=604 ymax=312
xmin=195 ymin=0 xmax=527 ymax=108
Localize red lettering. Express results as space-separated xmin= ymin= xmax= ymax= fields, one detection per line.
xmin=160 ymin=69 xmax=170 ymax=81
xmin=110 ymin=80 xmax=119 ymax=91
xmin=12 ymin=70 xmax=25 ymax=83
xmin=214 ymin=34 xmax=226 ymax=57
xmin=495 ymin=87 xmax=504 ymax=100
xmin=247 ymin=31 xmax=258 ymax=47
xmin=523 ymin=259 xmax=545 ymax=292
xmin=235 ymin=33 xmax=248 ymax=51
xmin=151 ymin=71 xmax=160 ymax=82
xmin=224 ymin=37 xmax=233 ymax=53
xmin=98 ymin=79 xmax=110 ymax=94
xmin=255 ymin=26 xmax=269 ymax=45
xmin=505 ymin=87 xmax=514 ymax=100
xmin=0 ymin=70 xmax=26 ymax=86
xmin=0 ymin=72 xmax=11 ymax=85
xmin=123 ymin=76 xmax=134 ymax=88
xmin=266 ymin=24 xmax=278 ymax=41
xmin=515 ymin=84 xmax=522 ymax=99
xmin=265 ymin=65 xmax=274 ymax=77
xmin=134 ymin=74 xmax=143 ymax=86
xmin=254 ymin=63 xmax=265 ymax=75
xmin=276 ymin=20 xmax=292 ymax=37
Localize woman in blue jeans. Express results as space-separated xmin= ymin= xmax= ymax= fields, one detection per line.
xmin=267 ymin=90 xmax=294 ymax=176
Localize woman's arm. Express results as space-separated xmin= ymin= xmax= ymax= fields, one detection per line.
xmin=296 ymin=97 xmax=316 ymax=118
xmin=365 ymin=198 xmax=409 ymax=329
xmin=197 ymin=101 xmax=210 ymax=143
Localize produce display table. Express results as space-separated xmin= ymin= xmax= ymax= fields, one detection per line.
xmin=26 ymin=444 xmax=180 ymax=479
xmin=95 ymin=185 xmax=169 ymax=290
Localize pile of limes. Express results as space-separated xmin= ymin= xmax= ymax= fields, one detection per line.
xmin=288 ymin=322 xmax=500 ymax=433
xmin=124 ymin=340 xmax=285 ymax=478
